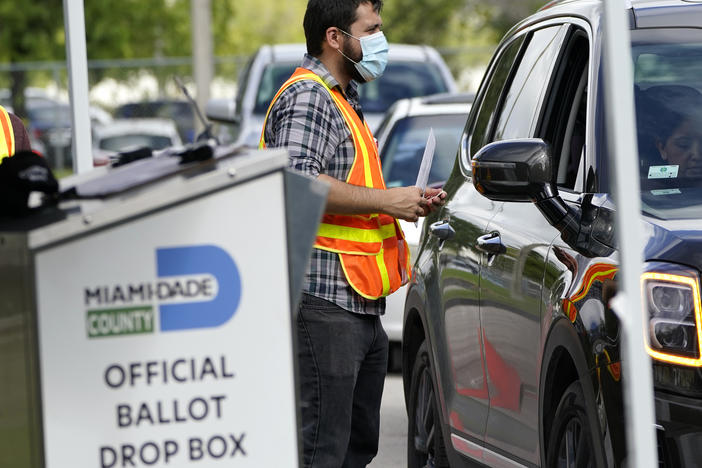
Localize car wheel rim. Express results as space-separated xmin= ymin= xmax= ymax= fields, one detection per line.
xmin=413 ymin=362 xmax=437 ymax=468
xmin=556 ymin=417 xmax=591 ymax=468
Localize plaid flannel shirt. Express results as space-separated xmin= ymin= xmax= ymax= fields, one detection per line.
xmin=263 ymin=54 xmax=385 ymax=315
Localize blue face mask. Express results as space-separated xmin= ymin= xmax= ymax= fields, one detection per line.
xmin=338 ymin=30 xmax=389 ymax=82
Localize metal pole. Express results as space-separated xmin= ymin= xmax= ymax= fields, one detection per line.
xmin=602 ymin=1 xmax=657 ymax=467
xmin=63 ymin=0 xmax=93 ymax=174
xmin=191 ymin=0 xmax=214 ymax=136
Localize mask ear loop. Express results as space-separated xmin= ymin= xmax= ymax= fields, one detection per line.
xmin=336 ymin=28 xmax=361 ymax=64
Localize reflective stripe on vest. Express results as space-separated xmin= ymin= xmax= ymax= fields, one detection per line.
xmin=260 ymin=67 xmax=411 ymax=299
xmin=0 ymin=105 xmax=15 ymax=163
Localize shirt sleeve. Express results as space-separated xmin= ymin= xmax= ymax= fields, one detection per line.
xmin=264 ymin=82 xmax=345 ymax=178
xmin=9 ymin=113 xmax=31 ymax=153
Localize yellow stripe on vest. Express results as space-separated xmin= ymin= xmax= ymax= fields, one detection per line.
xmin=317 ymin=222 xmax=396 ymax=243
xmin=375 ymin=250 xmax=391 ymax=297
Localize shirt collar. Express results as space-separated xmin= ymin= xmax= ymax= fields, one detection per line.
xmin=301 ymin=54 xmax=360 ymax=101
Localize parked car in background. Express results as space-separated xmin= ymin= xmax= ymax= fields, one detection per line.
xmin=206 ymin=43 xmax=457 ymax=147
xmin=372 ymin=92 xmax=473 ymax=370
xmin=1 ymin=88 xmax=112 ymax=169
xmin=92 ymin=118 xmax=182 ymax=166
xmin=403 ymin=1 xmax=702 ymax=467
xmin=113 ymin=99 xmax=196 ymax=144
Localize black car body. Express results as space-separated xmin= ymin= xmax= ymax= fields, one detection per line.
xmin=403 ymin=1 xmax=702 ymax=467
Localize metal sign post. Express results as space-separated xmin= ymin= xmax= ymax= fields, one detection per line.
xmin=602 ymin=1 xmax=657 ymax=467
xmin=63 ymin=0 xmax=93 ymax=174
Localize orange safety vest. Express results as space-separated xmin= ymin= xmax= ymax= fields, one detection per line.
xmin=260 ymin=67 xmax=411 ymax=299
xmin=0 ymin=105 xmax=16 ymax=163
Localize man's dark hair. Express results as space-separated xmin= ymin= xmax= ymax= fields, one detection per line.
xmin=303 ymin=0 xmax=383 ymax=57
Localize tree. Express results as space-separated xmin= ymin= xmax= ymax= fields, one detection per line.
xmin=0 ymin=0 xmax=64 ymax=117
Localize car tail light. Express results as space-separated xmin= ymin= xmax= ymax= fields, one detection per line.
xmin=642 ymin=271 xmax=702 ymax=366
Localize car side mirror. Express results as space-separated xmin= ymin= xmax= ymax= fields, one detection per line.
xmin=205 ymin=98 xmax=239 ymax=124
xmin=471 ymin=138 xmax=556 ymax=202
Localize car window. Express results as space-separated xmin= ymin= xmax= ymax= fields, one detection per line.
xmin=254 ymin=62 xmax=298 ymax=114
xmin=468 ymin=36 xmax=526 ymax=158
xmin=492 ymin=25 xmax=567 ymax=142
xmin=381 ymin=113 xmax=467 ymax=187
xmin=539 ymin=27 xmax=590 ymax=192
xmin=358 ymin=62 xmax=449 ymax=114
xmin=99 ymin=134 xmax=174 ymax=151
xmin=632 ymin=28 xmax=702 ymax=220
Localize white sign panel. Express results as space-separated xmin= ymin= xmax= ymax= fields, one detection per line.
xmin=35 ymin=173 xmax=299 ymax=467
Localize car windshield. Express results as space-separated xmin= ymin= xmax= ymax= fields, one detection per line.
xmin=27 ymin=104 xmax=72 ymax=127
xmin=381 ymin=113 xmax=466 ymax=188
xmin=359 ymin=62 xmax=449 ymax=113
xmin=99 ymin=135 xmax=173 ymax=151
xmin=634 ymin=29 xmax=702 ymax=220
xmin=254 ymin=63 xmax=299 ymax=114
xmin=253 ymin=61 xmax=449 ymax=115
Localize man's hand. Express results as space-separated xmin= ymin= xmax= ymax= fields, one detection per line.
xmin=384 ymin=186 xmax=446 ymax=222
xmin=421 ymin=187 xmax=447 ymax=217
xmin=318 ymin=174 xmax=447 ymax=222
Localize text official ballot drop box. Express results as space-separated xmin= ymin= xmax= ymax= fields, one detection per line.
xmin=0 ymin=146 xmax=328 ymax=468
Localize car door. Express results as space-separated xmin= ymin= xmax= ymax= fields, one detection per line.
xmin=476 ymin=23 xmax=582 ymax=465
xmin=429 ymin=34 xmax=527 ymax=449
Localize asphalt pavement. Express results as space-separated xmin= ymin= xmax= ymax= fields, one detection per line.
xmin=368 ymin=373 xmax=407 ymax=468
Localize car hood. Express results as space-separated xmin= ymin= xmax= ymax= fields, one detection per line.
xmin=643 ymin=216 xmax=702 ymax=272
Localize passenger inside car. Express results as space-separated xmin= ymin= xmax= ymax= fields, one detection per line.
xmin=638 ymin=85 xmax=702 ymax=180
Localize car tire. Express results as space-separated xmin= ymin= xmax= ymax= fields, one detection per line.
xmin=407 ymin=341 xmax=450 ymax=468
xmin=546 ymin=380 xmax=599 ymax=468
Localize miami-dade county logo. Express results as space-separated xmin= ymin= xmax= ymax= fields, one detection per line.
xmin=85 ymin=245 xmax=241 ymax=338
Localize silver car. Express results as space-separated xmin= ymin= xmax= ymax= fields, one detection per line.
xmin=207 ymin=43 xmax=458 ymax=147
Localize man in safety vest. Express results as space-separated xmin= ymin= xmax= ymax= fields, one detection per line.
xmin=0 ymin=104 xmax=32 ymax=162
xmin=261 ymin=1 xmax=445 ymax=466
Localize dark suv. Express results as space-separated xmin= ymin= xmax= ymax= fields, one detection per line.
xmin=403 ymin=1 xmax=702 ymax=467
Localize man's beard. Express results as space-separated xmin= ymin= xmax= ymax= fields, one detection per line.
xmin=342 ymin=39 xmax=366 ymax=83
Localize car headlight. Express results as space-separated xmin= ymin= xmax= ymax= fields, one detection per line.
xmin=642 ymin=266 xmax=702 ymax=366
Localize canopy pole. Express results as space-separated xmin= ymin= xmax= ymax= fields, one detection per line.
xmin=602 ymin=1 xmax=657 ymax=467
xmin=63 ymin=0 xmax=93 ymax=174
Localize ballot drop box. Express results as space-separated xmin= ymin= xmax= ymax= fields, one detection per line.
xmin=0 ymin=146 xmax=327 ymax=468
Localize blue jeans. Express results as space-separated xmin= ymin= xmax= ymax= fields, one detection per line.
xmin=296 ymin=293 xmax=389 ymax=468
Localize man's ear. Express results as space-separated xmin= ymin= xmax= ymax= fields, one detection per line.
xmin=325 ymin=27 xmax=342 ymax=51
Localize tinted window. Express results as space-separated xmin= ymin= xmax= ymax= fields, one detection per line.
xmin=113 ymin=101 xmax=194 ymax=142
xmin=632 ymin=28 xmax=702 ymax=220
xmin=381 ymin=113 xmax=468 ymax=187
xmin=469 ymin=36 xmax=526 ymax=157
xmin=254 ymin=62 xmax=298 ymax=113
xmin=358 ymin=62 xmax=449 ymax=113
xmin=99 ymin=134 xmax=173 ymax=151
xmin=493 ymin=26 xmax=566 ymax=141
xmin=539 ymin=28 xmax=590 ymax=192
xmin=27 ymin=104 xmax=71 ymax=127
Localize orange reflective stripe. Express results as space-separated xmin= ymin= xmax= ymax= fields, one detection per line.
xmin=0 ymin=106 xmax=15 ymax=161
xmin=321 ymin=213 xmax=381 ymax=231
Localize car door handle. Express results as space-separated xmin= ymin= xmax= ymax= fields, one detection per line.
xmin=476 ymin=232 xmax=506 ymax=255
xmin=429 ymin=220 xmax=455 ymax=241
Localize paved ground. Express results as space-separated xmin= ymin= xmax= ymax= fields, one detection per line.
xmin=368 ymin=373 xmax=407 ymax=468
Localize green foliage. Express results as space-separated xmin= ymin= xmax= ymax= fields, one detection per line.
xmin=213 ymin=0 xmax=306 ymax=56
xmin=0 ymin=0 xmax=64 ymax=62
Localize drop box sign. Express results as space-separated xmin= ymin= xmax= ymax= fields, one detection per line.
xmin=34 ymin=177 xmax=299 ymax=467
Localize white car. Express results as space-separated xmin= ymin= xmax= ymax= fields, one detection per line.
xmin=92 ymin=118 xmax=183 ymax=166
xmin=206 ymin=43 xmax=458 ymax=148
xmin=374 ymin=92 xmax=473 ymax=370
